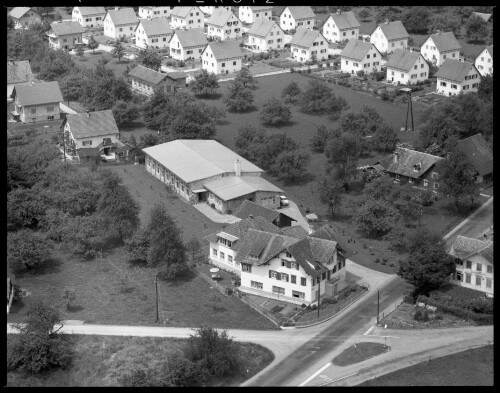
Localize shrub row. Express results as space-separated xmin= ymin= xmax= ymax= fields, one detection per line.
xmin=417 ymin=295 xmax=493 ymax=325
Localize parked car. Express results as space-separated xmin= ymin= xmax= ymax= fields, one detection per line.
xmin=280 ymin=195 xmax=289 ymax=207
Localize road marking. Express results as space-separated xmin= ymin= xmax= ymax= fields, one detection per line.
xmin=299 ymin=362 xmax=332 ymax=386
xmin=319 ymin=372 xmax=359 ymax=387
xmin=363 ymin=326 xmax=375 ymax=336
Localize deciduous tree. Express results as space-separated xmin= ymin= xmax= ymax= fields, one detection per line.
xmin=313 ymin=174 xmax=343 ymax=218
xmin=355 ymin=197 xmax=401 ymax=236
xmin=112 ymin=100 xmax=140 ymax=126
xmin=224 ymin=80 xmax=254 ymax=112
xmin=112 ymin=41 xmax=126 ymax=62
xmin=87 ymin=35 xmax=99 ymax=53
xmin=190 ymin=69 xmax=219 ymax=96
xmin=298 ymin=79 xmax=348 ymax=118
xmin=137 ymin=47 xmax=162 ymax=71
xmin=7 ymin=230 xmax=52 ymax=274
xmin=465 ymin=14 xmax=488 ymax=41
xmin=324 ymin=133 xmax=358 ymax=191
xmin=281 ymin=81 xmax=301 ymax=104
xmin=271 ymin=149 xmax=310 ymax=183
xmin=309 ymin=124 xmax=337 ymax=153
xmin=259 ymin=97 xmax=292 ymax=126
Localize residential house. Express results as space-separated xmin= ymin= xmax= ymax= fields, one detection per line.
xmin=8 ymin=7 xmax=41 ymax=29
xmin=103 ymin=8 xmax=139 ymax=39
xmin=11 ymin=81 xmax=63 ymax=123
xmin=322 ymin=10 xmax=360 ymax=43
xmin=340 ymin=39 xmax=382 ymax=75
xmin=170 ymin=6 xmax=204 ymax=30
xmin=420 ymin=31 xmax=461 ymax=67
xmin=290 ymin=28 xmax=328 ymax=63
xmin=135 ymin=18 xmax=172 ymax=49
xmin=7 ymin=60 xmax=34 ymax=99
xmin=475 ymin=45 xmax=493 ymax=76
xmin=138 ymin=6 xmax=173 ymax=20
xmin=234 ymin=200 xmax=297 ymax=228
xmin=72 ymin=7 xmax=106 ymax=28
xmin=46 ymin=21 xmax=85 ymax=50
xmin=128 ymin=64 xmax=186 ymax=95
xmin=201 ymin=40 xmax=243 ymax=75
xmin=238 ymin=6 xmax=274 ymax=25
xmin=200 ymin=6 xmax=232 ymax=16
xmin=142 ymin=140 xmax=283 ymax=213
xmin=456 ymin=134 xmax=493 ymax=184
xmin=206 ymin=8 xmax=242 ymax=41
xmin=386 ymin=49 xmax=429 ymax=85
xmin=245 ymin=19 xmax=285 ymax=52
xmin=449 ymin=235 xmax=493 ymax=297
xmin=169 ymin=28 xmax=208 ymax=61
xmin=435 ymin=59 xmax=481 ymax=96
xmin=369 ymin=20 xmax=409 ymax=53
xmin=279 ymin=6 xmax=316 ymax=32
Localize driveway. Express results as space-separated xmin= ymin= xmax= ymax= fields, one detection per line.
xmin=192 ymin=203 xmax=241 ymax=224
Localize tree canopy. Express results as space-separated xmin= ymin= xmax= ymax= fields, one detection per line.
xmin=465 ymin=14 xmax=488 ymax=41
xmin=259 ymin=97 xmax=292 ymax=126
xmin=313 ymin=174 xmax=343 ymax=218
xmin=270 ymin=149 xmax=310 ymax=183
xmin=190 ymin=69 xmax=219 ymax=96
xmin=298 ymin=79 xmax=348 ymax=119
xmin=137 ymin=48 xmax=162 ymax=71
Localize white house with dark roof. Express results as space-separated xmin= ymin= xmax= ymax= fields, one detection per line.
xmin=386 ymin=49 xmax=429 ymax=85
xmin=322 ymin=10 xmax=360 ymax=43
xmin=138 ymin=6 xmax=173 ymax=20
xmin=201 ymin=40 xmax=244 ymax=75
xmin=435 ymin=59 xmax=481 ymax=96
xmin=7 ymin=60 xmax=34 ymax=98
xmin=103 ymin=8 xmax=139 ymax=39
xmin=170 ymin=6 xmax=204 ymax=30
xmin=206 ymin=8 xmax=242 ymax=41
xmin=8 ymin=7 xmax=41 ymax=29
xmin=340 ymin=39 xmax=382 ymax=75
xmin=245 ymin=19 xmax=285 ymax=52
xmin=369 ymin=20 xmax=409 ymax=54
xmin=135 ymin=18 xmax=172 ymax=49
xmin=11 ymin=81 xmax=63 ymax=123
xmin=456 ymin=134 xmax=493 ymax=184
xmin=169 ymin=28 xmax=208 ymax=61
xmin=290 ymin=28 xmax=328 ymax=63
xmin=475 ymin=45 xmax=493 ymax=76
xmin=449 ymin=235 xmax=493 ymax=297
xmin=200 ymin=6 xmax=231 ymax=16
xmin=420 ymin=31 xmax=462 ymax=67
xmin=46 ymin=21 xmax=85 ymax=50
xmin=128 ymin=64 xmax=186 ymax=95
xmin=280 ymin=6 xmax=316 ymax=32
xmin=72 ymin=7 xmax=106 ymax=28
xmin=238 ymin=6 xmax=274 ymax=25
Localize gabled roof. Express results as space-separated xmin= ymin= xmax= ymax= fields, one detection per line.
xmin=386 ymin=49 xmax=425 ymax=72
xmin=290 ymin=27 xmax=324 ymax=48
xmin=172 ymin=28 xmax=208 ymax=48
xmin=426 ymin=31 xmax=461 ymax=53
xmin=9 ymin=7 xmax=37 ymax=19
xmin=374 ymin=20 xmax=409 ymax=40
xmin=106 ymin=8 xmax=138 ymax=26
xmin=477 ymin=45 xmax=493 ymax=60
xmin=234 ymin=200 xmax=280 ymax=223
xmin=287 ymin=237 xmax=334 ymax=277
xmin=449 ymin=235 xmax=493 ymax=262
xmin=382 ymin=148 xmax=443 ymax=179
xmin=75 ymin=7 xmax=106 ymax=16
xmin=327 ymin=11 xmax=360 ymax=30
xmin=280 ymin=226 xmax=309 ymax=239
xmin=206 ymin=8 xmax=237 ymax=27
xmin=137 ymin=18 xmax=172 ymax=36
xmin=249 ymin=6 xmax=274 ymax=12
xmin=203 ymin=176 xmax=282 ymax=201
xmin=435 ymin=59 xmax=477 ymax=83
xmin=283 ymin=6 xmax=315 ymax=20
xmin=13 ymin=81 xmax=63 ymax=106
xmin=7 ymin=60 xmax=34 ymax=85
xmin=247 ymin=19 xmax=281 ymax=38
xmin=66 ymin=110 xmax=119 ymax=140
xmin=310 ymin=224 xmax=349 ymax=255
xmin=472 ymin=12 xmax=491 ymax=22
xmin=340 ymin=39 xmax=376 ymax=61
xmin=206 ymin=40 xmax=243 ymax=60
xmin=166 ymin=71 xmax=187 ymax=80
xmin=456 ymin=134 xmax=493 ymax=176
xmin=128 ymin=64 xmax=167 ymax=85
xmin=49 ymin=21 xmax=85 ymax=36
xmin=171 ymin=6 xmax=199 ymax=18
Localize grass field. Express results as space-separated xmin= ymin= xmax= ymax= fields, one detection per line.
xmin=359 ymin=344 xmax=493 ymax=386
xmin=332 ymin=342 xmax=389 ymax=366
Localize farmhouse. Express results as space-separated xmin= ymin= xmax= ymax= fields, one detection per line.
xmin=8 ymin=7 xmax=41 ymax=29
xmin=134 ymin=18 xmax=172 ymax=49
xmin=7 ymin=60 xmax=34 ymax=99
xmin=170 ymin=6 xmax=204 ymax=30
xmin=169 ymin=28 xmax=208 ymax=61
xmin=280 ymin=6 xmax=316 ymax=32
xmin=340 ymin=39 xmax=382 ymax=75
xmin=234 ymin=200 xmax=297 ymax=228
xmin=420 ymin=31 xmax=461 ymax=67
xmin=475 ymin=45 xmax=493 ymax=77
xmin=11 ymin=81 xmax=63 ymax=123
xmin=46 ymin=21 xmax=85 ymax=50
xmin=435 ymin=59 xmax=481 ymax=96
xmin=246 ymin=19 xmax=285 ymax=52
xmin=72 ymin=7 xmax=106 ymax=28
xmin=103 ymin=8 xmax=139 ymax=39
xmin=322 ymin=10 xmax=360 ymax=43
xmin=201 ymin=40 xmax=243 ymax=75
xmin=449 ymin=235 xmax=493 ymax=297
xmin=456 ymin=134 xmax=493 ymax=184
xmin=290 ymin=28 xmax=328 ymax=63
xmin=128 ymin=64 xmax=186 ymax=95
xmin=206 ymin=8 xmax=242 ymax=41
xmin=386 ymin=49 xmax=429 ymax=85
xmin=200 ymin=6 xmax=231 ymax=16
xmin=138 ymin=6 xmax=173 ymax=19
xmin=369 ymin=20 xmax=409 ymax=54
xmin=238 ymin=6 xmax=274 ymax=25
xmin=142 ymin=140 xmax=283 ymax=213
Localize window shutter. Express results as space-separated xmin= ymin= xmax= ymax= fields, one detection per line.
xmin=285 ymin=274 xmax=289 ymax=282
xmin=296 ymin=263 xmax=299 ymax=270
xmin=269 ymin=270 xmax=272 ymax=278
xmin=277 ymin=272 xmax=281 ymax=280
xmin=286 ymin=261 xmax=291 ymax=269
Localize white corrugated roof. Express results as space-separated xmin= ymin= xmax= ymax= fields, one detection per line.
xmin=203 ymin=175 xmax=283 ymax=201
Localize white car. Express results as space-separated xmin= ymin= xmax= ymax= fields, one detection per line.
xmin=280 ymin=195 xmax=289 ymax=207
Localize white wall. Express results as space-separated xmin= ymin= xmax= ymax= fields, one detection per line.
xmin=138 ymin=7 xmax=172 ymax=19
xmin=341 ymin=45 xmax=382 ymax=75
xmin=386 ymin=54 xmax=429 ymax=85
xmin=169 ymin=34 xmax=206 ymax=61
xmin=207 ymin=13 xmax=242 ymax=41
xmin=202 ymin=46 xmax=242 ymax=75
xmin=135 ymin=24 xmax=171 ymax=49
xmin=370 ymin=26 xmax=407 ymax=53
xmin=72 ymin=8 xmax=105 ymax=28
xmin=209 ymin=240 xmax=240 ymax=275
xmin=280 ymin=7 xmax=314 ymax=31
xmin=291 ymin=34 xmax=328 ymax=63
xmin=239 ymin=6 xmax=273 ymax=24
xmin=170 ymin=7 xmax=204 ymax=30
xmin=475 ymin=48 xmax=493 ymax=76
xmin=323 ymin=16 xmax=358 ymax=43
xmin=420 ymin=37 xmax=460 ymax=67
xmin=65 ymin=122 xmax=119 ymax=149
xmin=436 ymin=67 xmax=480 ymax=96
xmin=247 ymin=24 xmax=285 ymax=51
xmin=451 ymin=254 xmax=493 ymax=296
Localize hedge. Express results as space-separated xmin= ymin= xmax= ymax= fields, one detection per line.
xmin=417 ymin=295 xmax=493 ymax=325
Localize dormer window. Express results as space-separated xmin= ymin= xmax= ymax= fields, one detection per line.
xmin=285 ymin=251 xmax=292 ymax=258
xmin=413 ymin=163 xmax=421 ymax=172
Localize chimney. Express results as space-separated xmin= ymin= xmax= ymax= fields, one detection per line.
xmin=393 ymin=151 xmax=399 ymax=163
xmin=86 ymin=110 xmax=90 ymax=117
xmin=234 ymin=158 xmax=241 ymax=176
xmin=308 ymin=225 xmax=314 ymax=235
xmin=337 ymin=8 xmax=341 ymax=15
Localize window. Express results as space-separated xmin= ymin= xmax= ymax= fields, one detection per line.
xmin=423 ymin=179 xmax=428 ymax=187
xmin=291 ymin=275 xmax=296 ymax=284
xmin=233 ymin=61 xmax=236 ymax=65
xmin=421 ymin=64 xmax=424 ymax=68
xmin=82 ymin=140 xmax=92 ymax=146
xmin=251 ymin=281 xmax=263 ymax=290
xmin=431 ymin=172 xmax=438 ymax=179
xmin=414 ymin=65 xmax=418 ymax=69
xmin=367 ymin=54 xmax=370 ymax=59
xmin=292 ymin=290 xmax=305 ymax=299
xmin=221 ymin=62 xmax=225 ymax=67
xmin=291 ymin=262 xmax=299 ymax=270
xmin=456 ymin=271 xmax=463 ymax=281
xmin=272 ymin=286 xmax=285 ymax=295
xmin=373 ymin=53 xmax=376 ymax=58
xmin=421 ymin=72 xmax=426 ymax=77
xmin=433 ymin=182 xmax=439 ymax=190
xmin=451 ymin=84 xmax=457 ymax=89
xmin=281 ymin=273 xmax=289 ymax=282
xmin=285 ymin=251 xmax=292 ymax=258
xmin=443 ymin=55 xmax=446 ymax=59
xmin=440 ymin=82 xmax=447 ymax=87
xmin=212 ymin=248 xmax=218 ymax=257
xmin=466 ymin=261 xmax=472 ymax=269
xmin=475 ymin=276 xmax=481 ymax=286
xmin=30 ymin=108 xmax=36 ymax=114
xmin=476 ymin=263 xmax=482 ymax=272
xmin=301 ymin=277 xmax=307 ymax=286
xmin=242 ymin=264 xmax=252 ymax=273
xmin=465 ymin=274 xmax=471 ymax=284
xmin=47 ymin=116 xmax=54 ymax=120
xmin=487 ymin=265 xmax=493 ymax=274
xmin=220 ymin=251 xmax=225 ymax=261
xmin=228 ymin=255 xmax=233 ymax=264
xmin=395 ymin=174 xmax=400 ymax=181
xmin=119 ymin=28 xmax=123 ymax=32
xmin=486 ymin=278 xmax=492 ymax=288
xmin=322 ymin=272 xmax=326 ymax=280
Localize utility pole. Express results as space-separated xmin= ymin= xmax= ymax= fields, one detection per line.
xmin=155 ymin=275 xmax=159 ymax=323
xmin=317 ymin=282 xmax=321 ymax=319
xmin=377 ymin=289 xmax=380 ymax=324
xmin=399 ymin=88 xmax=414 ymax=131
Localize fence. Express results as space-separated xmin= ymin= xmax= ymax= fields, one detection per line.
xmin=191 ymin=267 xmax=231 ymax=297
xmin=236 ymin=291 xmax=281 ymax=328
xmin=374 ymin=295 xmax=405 ymax=324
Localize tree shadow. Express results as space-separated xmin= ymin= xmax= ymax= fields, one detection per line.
xmin=228 ymin=105 xmax=259 ymax=114
xmin=30 ymin=257 xmax=63 ymax=275
xmin=115 ymin=59 xmax=131 ymax=64
xmin=466 ymin=39 xmax=486 ymax=44
xmin=195 ymin=93 xmax=223 ymax=100
xmin=216 ymin=119 xmax=231 ymax=126
xmin=163 ymin=268 xmax=198 ymax=286
xmin=282 ymin=172 xmax=316 ymax=187
xmin=261 ymin=119 xmax=298 ymax=129
xmin=67 ymin=305 xmax=84 ymax=313
xmin=119 ymin=120 xmax=148 ymax=130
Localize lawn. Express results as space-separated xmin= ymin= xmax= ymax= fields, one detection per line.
xmin=72 ymin=51 xmax=134 ymax=77
xmin=332 ymin=342 xmax=389 ymax=366
xmin=359 ymin=344 xmax=493 ymax=386
xmin=6 ymin=334 xmax=274 ymax=387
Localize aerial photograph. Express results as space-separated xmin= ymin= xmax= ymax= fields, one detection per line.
xmin=6 ymin=4 xmax=493 ymax=387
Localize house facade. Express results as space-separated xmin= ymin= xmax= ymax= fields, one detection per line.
xmin=245 ymin=19 xmax=285 ymax=52
xmin=128 ymin=65 xmax=186 ymax=95
xmin=280 ymin=6 xmax=316 ymax=32
xmin=9 ymin=7 xmax=41 ymax=29
xmin=420 ymin=31 xmax=461 ymax=67
xmin=386 ymin=49 xmax=429 ymax=85
xmin=435 ymin=59 xmax=481 ymax=96
xmin=238 ymin=6 xmax=274 ymax=24
xmin=72 ymin=7 xmax=106 ymax=28
xmin=138 ymin=6 xmax=173 ymax=20
xmin=169 ymin=28 xmax=208 ymax=61
xmin=135 ymin=18 xmax=172 ymax=49
xmin=206 ymin=8 xmax=242 ymax=41
xmin=12 ymin=81 xmax=63 ymax=123
xmin=200 ymin=6 xmax=231 ymax=16
xmin=456 ymin=134 xmax=493 ymax=184
xmin=322 ymin=10 xmax=360 ymax=43
xmin=201 ymin=40 xmax=243 ymax=75
xmin=370 ymin=20 xmax=409 ymax=54
xmin=340 ymin=39 xmax=382 ymax=75
xmin=103 ymin=8 xmax=139 ymax=39
xmin=170 ymin=6 xmax=204 ymax=30
xmin=46 ymin=21 xmax=85 ymax=50
xmin=475 ymin=45 xmax=493 ymax=76
xmin=7 ymin=60 xmax=34 ymax=98
xmin=290 ymin=28 xmax=328 ymax=63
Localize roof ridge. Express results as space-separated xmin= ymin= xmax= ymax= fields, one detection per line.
xmin=397 ymin=147 xmax=443 ymax=159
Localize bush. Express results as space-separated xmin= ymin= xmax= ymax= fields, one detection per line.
xmin=413 ymin=308 xmax=429 ymax=321
xmin=321 ymin=297 xmax=338 ymax=305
